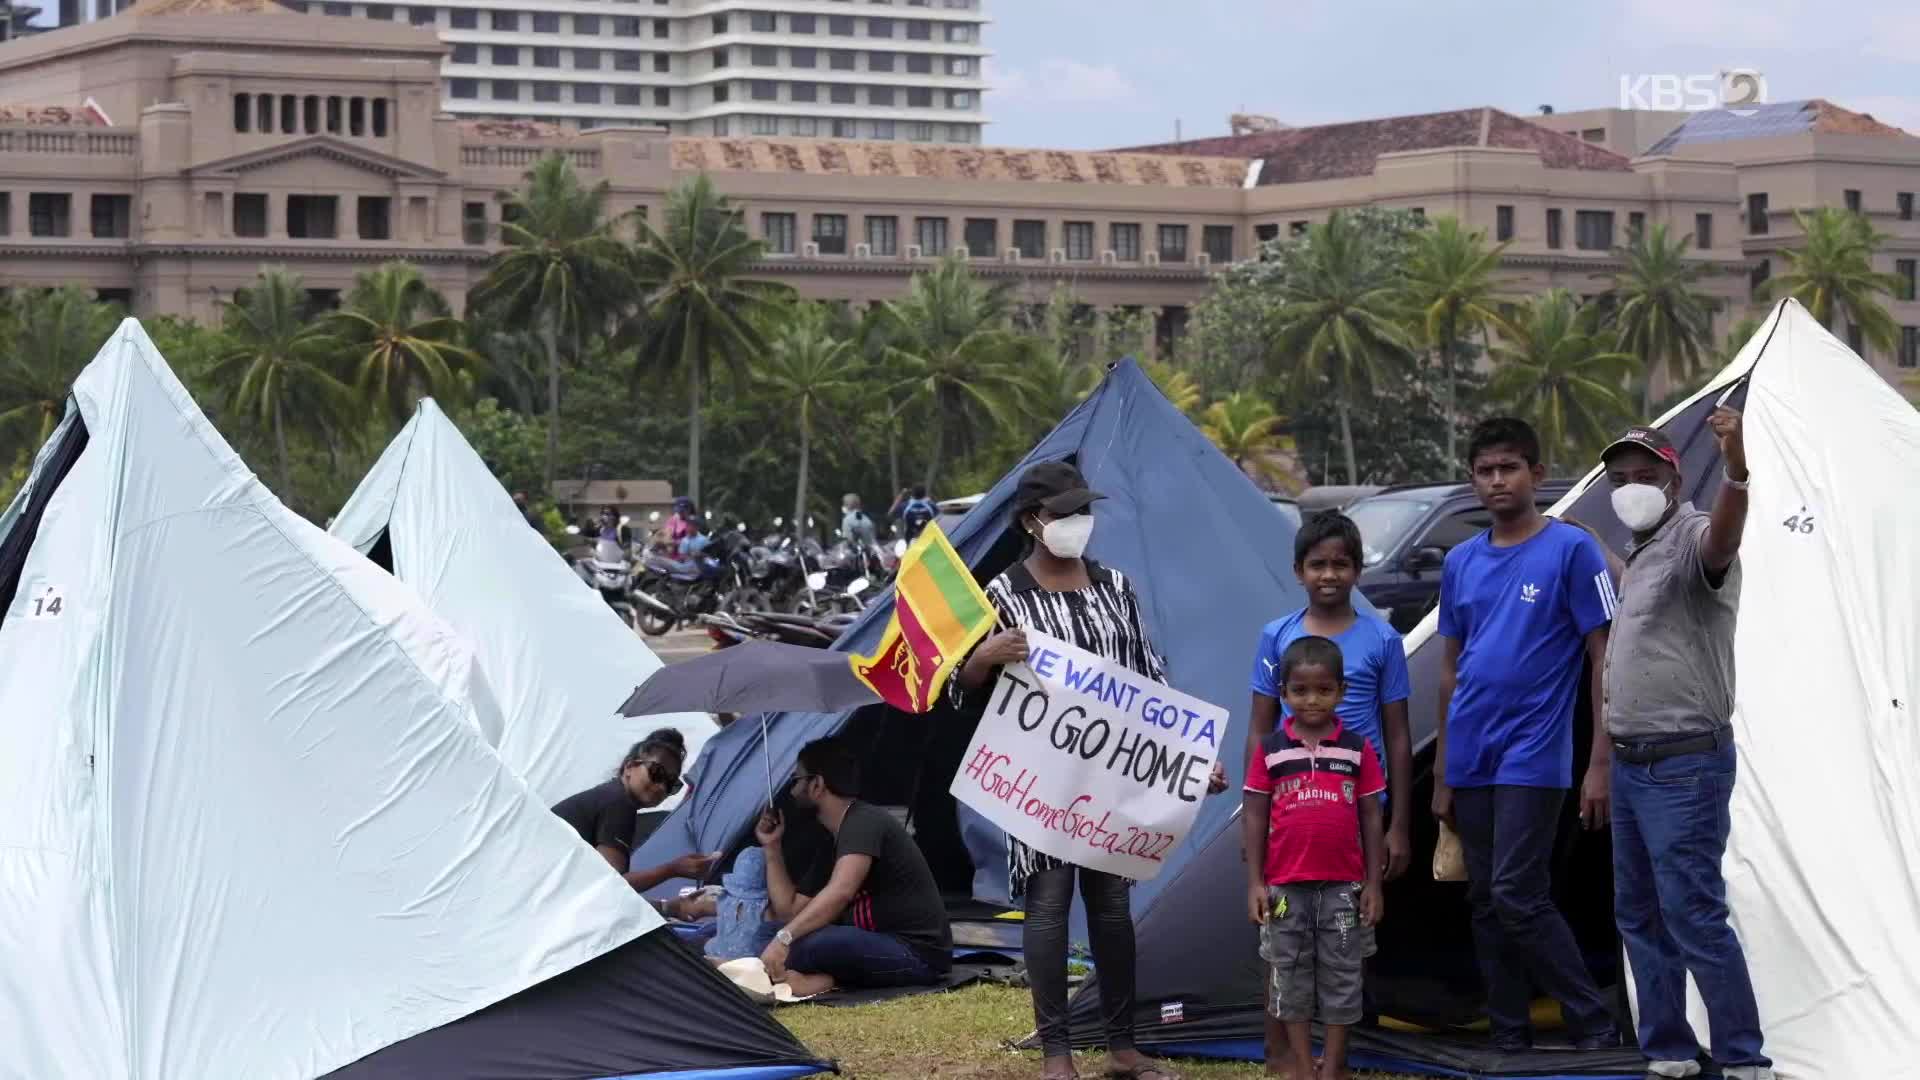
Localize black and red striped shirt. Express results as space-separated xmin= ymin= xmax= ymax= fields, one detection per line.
xmin=1243 ymin=718 xmax=1384 ymax=885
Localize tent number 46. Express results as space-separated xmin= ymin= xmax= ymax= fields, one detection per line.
xmin=27 ymin=585 xmax=66 ymax=620
xmin=1782 ymin=509 xmax=1815 ymax=535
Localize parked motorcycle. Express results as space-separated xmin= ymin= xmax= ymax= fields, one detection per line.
xmin=701 ymin=610 xmax=858 ymax=650
xmin=630 ymin=530 xmax=753 ymax=636
xmin=568 ymin=532 xmax=640 ymax=630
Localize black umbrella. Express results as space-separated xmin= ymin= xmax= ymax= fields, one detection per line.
xmin=619 ymin=642 xmax=881 ymax=718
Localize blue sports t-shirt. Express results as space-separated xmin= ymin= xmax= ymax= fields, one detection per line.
xmin=1437 ymin=519 xmax=1615 ymax=789
xmin=1249 ymin=609 xmax=1411 ymax=787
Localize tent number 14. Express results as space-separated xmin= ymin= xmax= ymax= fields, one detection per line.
xmin=28 ymin=585 xmax=66 ymax=620
xmin=1782 ymin=509 xmax=1815 ymax=536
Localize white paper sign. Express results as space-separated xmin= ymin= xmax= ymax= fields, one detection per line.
xmin=950 ymin=629 xmax=1227 ymax=880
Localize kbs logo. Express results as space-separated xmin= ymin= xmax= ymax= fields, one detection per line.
xmin=1618 ymin=69 xmax=1767 ymax=116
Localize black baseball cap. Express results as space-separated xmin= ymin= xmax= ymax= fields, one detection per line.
xmin=1600 ymin=426 xmax=1681 ymax=471
xmin=1014 ymin=461 xmax=1106 ymax=516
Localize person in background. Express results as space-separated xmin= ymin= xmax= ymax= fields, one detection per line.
xmin=954 ymin=461 xmax=1225 ymax=1080
xmin=551 ymin=729 xmax=718 ymax=894
xmin=1601 ymin=415 xmax=1771 ymax=1080
xmin=656 ymin=497 xmax=699 ymax=553
xmin=595 ymin=505 xmax=632 ymax=547
xmin=1432 ymin=417 xmax=1620 ymax=1051
xmin=891 ymin=485 xmax=937 ymax=543
xmin=512 ymin=491 xmax=542 ymax=532
xmin=753 ymin=736 xmax=952 ymax=996
xmin=1243 ymin=636 xmax=1386 ymax=1080
xmin=842 ymin=494 xmax=878 ymax=546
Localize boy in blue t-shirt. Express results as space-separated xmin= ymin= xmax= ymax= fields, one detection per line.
xmin=1248 ymin=512 xmax=1413 ymax=875
xmin=1433 ymin=417 xmax=1620 ymax=1051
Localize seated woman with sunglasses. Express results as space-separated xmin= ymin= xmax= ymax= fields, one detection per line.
xmin=552 ymin=729 xmax=719 ymax=892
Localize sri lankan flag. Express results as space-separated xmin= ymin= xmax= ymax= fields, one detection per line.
xmin=850 ymin=523 xmax=996 ymax=713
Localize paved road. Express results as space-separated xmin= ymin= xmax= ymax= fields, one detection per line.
xmin=647 ymin=627 xmax=715 ymax=665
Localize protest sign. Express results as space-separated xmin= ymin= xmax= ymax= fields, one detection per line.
xmin=949 ymin=630 xmax=1227 ymax=880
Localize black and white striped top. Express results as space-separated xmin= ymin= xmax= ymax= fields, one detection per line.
xmin=959 ymin=560 xmax=1166 ymax=898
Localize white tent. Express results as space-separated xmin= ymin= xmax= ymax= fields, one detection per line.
xmin=0 ymin=322 xmax=660 ymax=1078
xmin=329 ymin=400 xmax=714 ymax=807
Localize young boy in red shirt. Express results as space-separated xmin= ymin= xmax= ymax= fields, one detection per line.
xmin=1242 ymin=635 xmax=1386 ymax=1079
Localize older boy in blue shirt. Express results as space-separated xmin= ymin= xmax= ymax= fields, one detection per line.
xmin=1432 ymin=417 xmax=1620 ymax=1051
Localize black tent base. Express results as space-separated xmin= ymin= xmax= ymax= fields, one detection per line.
xmin=1148 ymin=1031 xmax=1654 ymax=1079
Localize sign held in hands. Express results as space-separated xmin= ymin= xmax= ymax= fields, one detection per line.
xmin=950 ymin=630 xmax=1226 ymax=880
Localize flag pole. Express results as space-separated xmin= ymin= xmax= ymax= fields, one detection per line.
xmin=760 ymin=712 xmax=775 ymax=811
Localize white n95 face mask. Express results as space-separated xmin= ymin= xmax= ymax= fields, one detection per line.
xmin=1611 ymin=484 xmax=1669 ymax=532
xmin=1040 ymin=515 xmax=1095 ymax=559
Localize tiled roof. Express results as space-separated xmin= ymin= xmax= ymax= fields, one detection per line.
xmin=1119 ymin=107 xmax=1633 ymax=184
xmin=1645 ymin=99 xmax=1912 ymax=155
xmin=128 ymin=0 xmax=297 ymax=14
xmin=0 ymin=104 xmax=109 ymax=126
xmin=459 ymin=118 xmax=567 ymax=141
xmin=670 ymin=138 xmax=1250 ymax=188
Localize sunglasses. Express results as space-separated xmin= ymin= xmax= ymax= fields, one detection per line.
xmin=789 ymin=773 xmax=817 ymax=791
xmin=632 ymin=758 xmax=683 ymax=796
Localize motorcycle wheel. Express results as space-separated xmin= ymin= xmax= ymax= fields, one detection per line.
xmin=638 ymin=609 xmax=676 ymax=637
xmin=730 ymin=587 xmax=772 ymax=614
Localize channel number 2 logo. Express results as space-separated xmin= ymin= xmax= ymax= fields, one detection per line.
xmin=26 ymin=584 xmax=66 ymax=620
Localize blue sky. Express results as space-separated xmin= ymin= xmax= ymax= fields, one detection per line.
xmin=985 ymin=0 xmax=1920 ymax=149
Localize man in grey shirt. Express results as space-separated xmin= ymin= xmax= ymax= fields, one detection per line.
xmin=1601 ymin=410 xmax=1771 ymax=1080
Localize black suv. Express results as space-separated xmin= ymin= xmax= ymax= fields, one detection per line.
xmin=1345 ymin=479 xmax=1576 ymax=633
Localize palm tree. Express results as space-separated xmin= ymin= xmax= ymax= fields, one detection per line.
xmin=1201 ymin=392 xmax=1296 ymax=491
xmin=206 ymin=268 xmax=356 ymax=495
xmin=884 ymin=256 xmax=1035 ymax=491
xmin=325 ymin=262 xmax=479 ymax=425
xmin=1141 ymin=359 xmax=1204 ymax=418
xmin=1766 ymin=207 xmax=1906 ymax=354
xmin=1267 ymin=211 xmax=1416 ymax=485
xmin=1488 ymin=290 xmax=1636 ymax=472
xmin=1714 ymin=312 xmax=1768 ymax=369
xmin=1607 ymin=222 xmax=1716 ymax=416
xmin=753 ymin=302 xmax=862 ymax=532
xmin=1400 ymin=216 xmax=1509 ymax=461
xmin=0 ymin=286 xmax=121 ymax=463
xmin=624 ymin=173 xmax=789 ymax=506
xmin=468 ymin=152 xmax=630 ymax=492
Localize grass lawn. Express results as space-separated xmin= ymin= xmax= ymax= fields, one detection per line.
xmin=778 ymin=983 xmax=1422 ymax=1079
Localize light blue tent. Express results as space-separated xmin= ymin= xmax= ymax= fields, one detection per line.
xmin=637 ymin=357 xmax=1317 ymax=912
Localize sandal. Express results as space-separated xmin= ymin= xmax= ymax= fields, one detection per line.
xmin=1108 ymin=1065 xmax=1182 ymax=1080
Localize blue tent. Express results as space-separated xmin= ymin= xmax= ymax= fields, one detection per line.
xmin=637 ymin=357 xmax=1312 ymax=913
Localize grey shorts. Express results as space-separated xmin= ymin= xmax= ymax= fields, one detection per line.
xmin=1259 ymin=881 xmax=1373 ymax=1024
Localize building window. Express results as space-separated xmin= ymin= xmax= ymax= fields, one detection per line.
xmin=712 ymin=84 xmax=729 ymax=103
xmin=906 ymin=18 xmax=930 ymax=39
xmin=1694 ymin=212 xmax=1713 ymax=250
xmin=1254 ymin=223 xmax=1278 ymax=243
xmin=533 ymin=46 xmax=559 ymax=67
xmin=1203 ymin=225 xmax=1234 ymax=264
xmin=907 ymin=87 xmax=932 ymax=107
xmin=532 ymin=10 xmax=558 ymax=32
xmin=1290 ymin=220 xmax=1309 ymax=236
xmin=829 ymin=14 xmax=853 ymax=34
xmin=1064 ymin=221 xmax=1094 ymax=261
xmin=233 ymin=193 xmax=268 ymax=237
xmin=493 ymin=45 xmax=518 ymax=65
xmin=710 ymin=13 xmax=727 ymax=33
xmin=0 ymin=193 xmax=9 ymax=236
xmin=583 ymin=50 xmax=609 ymax=69
xmin=1581 ymin=127 xmax=1605 ymax=143
xmin=1845 ymin=189 xmax=1862 ymax=213
xmin=489 ymin=8 xmax=515 ymax=30
xmin=1111 ymin=222 xmax=1140 ymax=261
xmin=866 ymin=215 xmax=897 ymax=255
xmin=1901 ymin=326 xmax=1919 ymax=369
xmin=462 ymin=201 xmax=487 ymax=244
xmin=906 ymin=53 xmax=932 ymax=74
xmin=28 ymin=192 xmax=71 ymax=237
xmin=830 ymin=84 xmax=855 ymax=104
xmin=752 ymin=79 xmax=778 ymax=101
xmin=1750 ymin=257 xmax=1770 ymax=299
xmin=869 ymin=119 xmax=895 ymax=139
xmin=813 ymin=214 xmax=848 ymax=254
xmin=947 ymin=91 xmax=973 ymax=109
xmin=831 ymin=118 xmax=857 ymax=137
xmin=869 ymin=85 xmax=894 ymax=106
xmin=1900 ymin=192 xmax=1915 ymax=221
xmin=1157 ymin=224 xmax=1188 ymax=262
xmin=792 ymin=47 xmax=817 ymax=68
xmin=830 ymin=50 xmax=855 ymax=70
xmin=349 ymin=97 xmax=368 ymax=136
xmin=869 ymin=51 xmax=895 ymax=72
xmin=963 ymin=217 xmax=996 ymax=257
xmin=791 ymin=13 xmax=815 ymax=33
xmin=794 ymin=117 xmax=818 ymax=136
xmin=869 ymin=16 xmax=893 ymax=37
xmin=449 ymin=78 xmax=477 ymax=99
xmin=357 ymin=196 xmax=391 ymax=240
xmin=409 ymin=5 xmax=434 ymax=25
xmin=655 ymin=88 xmax=672 ymax=107
xmin=574 ymin=12 xmax=598 ymax=32
xmin=1747 ymin=192 xmax=1769 ymax=235
xmin=1495 ymin=205 xmax=1514 ymax=242
xmin=575 ymin=83 xmax=602 ymax=104
xmin=909 ymin=121 xmax=934 ymax=142
xmin=492 ymin=80 xmax=519 ymax=101
xmin=750 ymin=10 xmax=775 ymax=31
xmin=612 ymin=17 xmax=639 ymax=36
xmin=233 ymin=92 xmax=252 ymax=132
xmin=1545 ymin=208 xmax=1563 ymax=249
xmin=286 ymin=195 xmax=338 ymax=239
xmin=651 ymin=17 xmax=667 ymax=37
xmin=915 ymin=216 xmax=948 ymax=255
xmin=1897 ymin=258 xmax=1917 ymax=302
xmin=533 ymin=82 xmax=561 ymax=103
xmin=279 ymin=94 xmax=297 ymax=133
xmin=947 ymin=56 xmax=973 ymax=76
xmin=746 ymin=114 xmax=777 ymax=134
xmin=449 ymin=7 xmax=475 ymax=27
xmin=1575 ymin=210 xmax=1614 ymax=250
xmin=943 ymin=22 xmax=972 ymax=42
xmin=324 ymin=95 xmax=343 ymax=133
xmin=89 ymin=194 xmax=131 ymax=239
xmin=451 ymin=43 xmax=477 ymax=63
xmin=792 ymin=82 xmax=818 ymax=102
xmin=654 ymin=53 xmax=671 ymax=72
xmin=763 ymin=212 xmax=796 ymax=254
xmin=1627 ymin=211 xmax=1645 ymax=239
xmin=713 ymin=48 xmax=729 ymax=68
xmin=751 ymin=45 xmax=777 ymax=66
xmin=615 ymin=85 xmax=642 ymax=106
xmin=1011 ymin=220 xmax=1045 ymax=259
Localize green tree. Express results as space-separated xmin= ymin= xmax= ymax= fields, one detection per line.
xmin=1267 ymin=210 xmax=1417 ymax=484
xmin=883 ymin=256 xmax=1035 ymax=491
xmin=753 ymin=302 xmax=862 ymax=532
xmin=206 ymin=268 xmax=356 ymax=497
xmin=468 ymin=152 xmax=630 ymax=492
xmin=624 ymin=174 xmax=789 ymax=506
xmin=325 ymin=261 xmax=479 ymax=425
xmin=1400 ymin=215 xmax=1509 ymax=461
xmin=1200 ymin=392 xmax=1296 ymax=491
xmin=0 ymin=286 xmax=122 ymax=464
xmin=1608 ymin=221 xmax=1716 ymax=416
xmin=1766 ymin=206 xmax=1906 ymax=353
xmin=1487 ymin=290 xmax=1636 ymax=472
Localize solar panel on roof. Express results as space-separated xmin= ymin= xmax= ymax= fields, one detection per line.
xmin=1646 ymin=99 xmax=1818 ymax=155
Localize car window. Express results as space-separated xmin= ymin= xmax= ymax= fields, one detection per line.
xmin=1344 ymin=496 xmax=1437 ymax=567
xmin=1419 ymin=508 xmax=1494 ymax=552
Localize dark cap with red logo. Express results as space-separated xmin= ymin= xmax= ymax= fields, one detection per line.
xmin=1601 ymin=426 xmax=1681 ymax=471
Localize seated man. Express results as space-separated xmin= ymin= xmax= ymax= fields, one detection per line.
xmin=551 ymin=728 xmax=717 ymax=893
xmin=755 ymin=737 xmax=953 ymax=996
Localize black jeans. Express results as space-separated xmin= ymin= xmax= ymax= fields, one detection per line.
xmin=1453 ymin=785 xmax=1613 ymax=1044
xmin=1026 ymin=863 xmax=1136 ymax=1057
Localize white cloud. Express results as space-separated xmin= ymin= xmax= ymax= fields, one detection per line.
xmin=987 ymin=58 xmax=1137 ymax=106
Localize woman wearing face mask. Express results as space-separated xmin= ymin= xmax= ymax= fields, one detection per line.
xmin=954 ymin=461 xmax=1221 ymax=1080
xmin=551 ymin=729 xmax=720 ymax=894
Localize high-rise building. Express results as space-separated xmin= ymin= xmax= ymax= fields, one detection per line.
xmin=288 ymin=0 xmax=990 ymax=140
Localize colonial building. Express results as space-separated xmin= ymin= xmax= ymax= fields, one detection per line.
xmin=0 ymin=0 xmax=1914 ymax=391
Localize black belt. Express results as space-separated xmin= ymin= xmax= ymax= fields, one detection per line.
xmin=1612 ymin=728 xmax=1728 ymax=764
